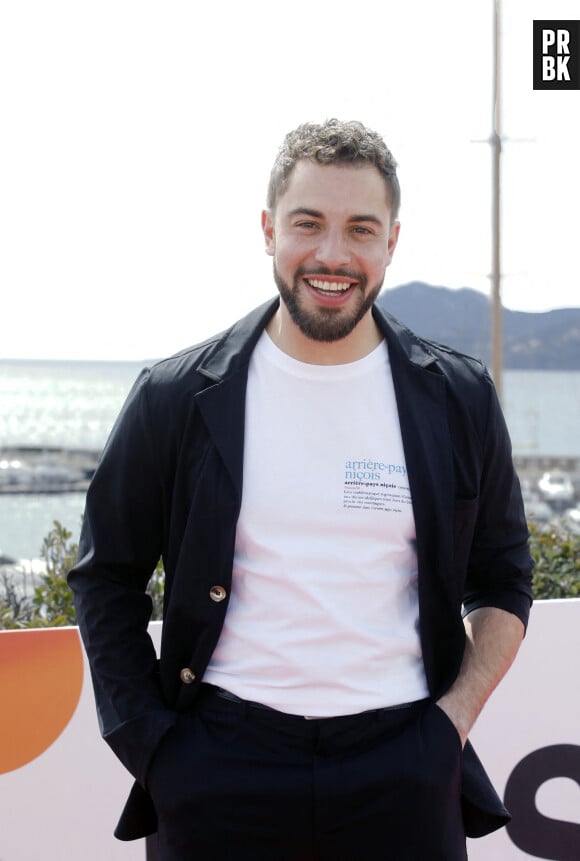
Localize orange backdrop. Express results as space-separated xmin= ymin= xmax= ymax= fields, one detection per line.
xmin=0 ymin=627 xmax=84 ymax=774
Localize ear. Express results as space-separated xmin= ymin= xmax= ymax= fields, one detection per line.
xmin=261 ymin=209 xmax=275 ymax=257
xmin=386 ymin=220 xmax=401 ymax=262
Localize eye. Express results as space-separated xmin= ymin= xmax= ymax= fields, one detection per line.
xmin=352 ymin=225 xmax=374 ymax=236
xmin=295 ymin=221 xmax=319 ymax=231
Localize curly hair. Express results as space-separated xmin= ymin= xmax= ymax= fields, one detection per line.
xmin=266 ymin=119 xmax=400 ymax=217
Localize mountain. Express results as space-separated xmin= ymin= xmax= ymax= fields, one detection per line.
xmin=377 ymin=282 xmax=580 ymax=370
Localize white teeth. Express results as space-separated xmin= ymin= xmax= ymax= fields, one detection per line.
xmin=307 ymin=278 xmax=353 ymax=292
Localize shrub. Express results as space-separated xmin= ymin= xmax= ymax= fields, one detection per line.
xmin=529 ymin=522 xmax=580 ymax=599
xmin=0 ymin=520 xmax=165 ymax=629
xmin=0 ymin=570 xmax=36 ymax=629
xmin=33 ymin=520 xmax=79 ymax=626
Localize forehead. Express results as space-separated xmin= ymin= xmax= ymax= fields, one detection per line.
xmin=277 ymin=160 xmax=392 ymax=218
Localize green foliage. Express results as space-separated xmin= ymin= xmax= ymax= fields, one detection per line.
xmin=0 ymin=571 xmax=36 ymax=629
xmin=147 ymin=559 xmax=165 ymax=621
xmin=2 ymin=518 xmax=579 ymax=628
xmin=529 ymin=522 xmax=580 ymax=599
xmin=0 ymin=520 xmax=79 ymax=629
xmin=33 ymin=520 xmax=79 ymax=626
xmin=0 ymin=520 xmax=166 ymax=629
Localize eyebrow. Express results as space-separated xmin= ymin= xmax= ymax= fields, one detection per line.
xmin=288 ymin=207 xmax=384 ymax=226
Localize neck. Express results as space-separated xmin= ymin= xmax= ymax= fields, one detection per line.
xmin=265 ymin=306 xmax=383 ymax=365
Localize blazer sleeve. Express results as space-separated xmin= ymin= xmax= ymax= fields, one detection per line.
xmin=68 ymin=370 xmax=177 ymax=787
xmin=462 ymin=371 xmax=534 ymax=627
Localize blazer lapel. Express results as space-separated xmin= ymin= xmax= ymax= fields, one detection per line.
xmin=194 ymin=369 xmax=248 ymax=500
xmin=391 ymin=356 xmax=455 ymax=578
xmin=375 ymin=307 xmax=457 ymax=691
xmin=192 ymin=298 xmax=280 ymax=500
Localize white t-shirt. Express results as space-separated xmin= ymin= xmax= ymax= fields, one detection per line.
xmin=204 ymin=332 xmax=428 ymax=716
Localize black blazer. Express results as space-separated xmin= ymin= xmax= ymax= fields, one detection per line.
xmin=69 ymin=298 xmax=533 ymax=841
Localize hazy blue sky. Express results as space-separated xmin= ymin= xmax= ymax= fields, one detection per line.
xmin=2 ymin=0 xmax=579 ymax=359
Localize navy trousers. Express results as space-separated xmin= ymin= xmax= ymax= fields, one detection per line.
xmin=145 ymin=684 xmax=467 ymax=860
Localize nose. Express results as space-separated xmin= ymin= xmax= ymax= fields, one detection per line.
xmin=313 ymin=228 xmax=351 ymax=268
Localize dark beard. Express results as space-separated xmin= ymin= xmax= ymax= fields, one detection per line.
xmin=272 ymin=264 xmax=383 ymax=343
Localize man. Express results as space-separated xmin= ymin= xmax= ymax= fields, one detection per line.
xmin=69 ymin=119 xmax=533 ymax=860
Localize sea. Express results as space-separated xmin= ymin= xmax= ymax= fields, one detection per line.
xmin=1 ymin=359 xmax=579 ymax=561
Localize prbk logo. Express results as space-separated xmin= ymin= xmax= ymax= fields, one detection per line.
xmin=533 ymin=20 xmax=580 ymax=89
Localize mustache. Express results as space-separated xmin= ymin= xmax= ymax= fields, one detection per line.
xmin=294 ymin=266 xmax=366 ymax=282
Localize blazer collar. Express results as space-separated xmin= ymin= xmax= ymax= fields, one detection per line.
xmin=195 ymin=297 xmax=443 ymax=381
xmin=372 ymin=303 xmax=440 ymax=370
xmin=196 ymin=298 xmax=280 ymax=383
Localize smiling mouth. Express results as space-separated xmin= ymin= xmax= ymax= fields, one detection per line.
xmin=304 ymin=277 xmax=357 ymax=295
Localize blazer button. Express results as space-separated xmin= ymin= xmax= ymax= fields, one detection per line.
xmin=179 ymin=668 xmax=196 ymax=685
xmin=209 ymin=585 xmax=227 ymax=602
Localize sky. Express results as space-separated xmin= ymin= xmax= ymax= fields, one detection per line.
xmin=1 ymin=0 xmax=579 ymax=360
